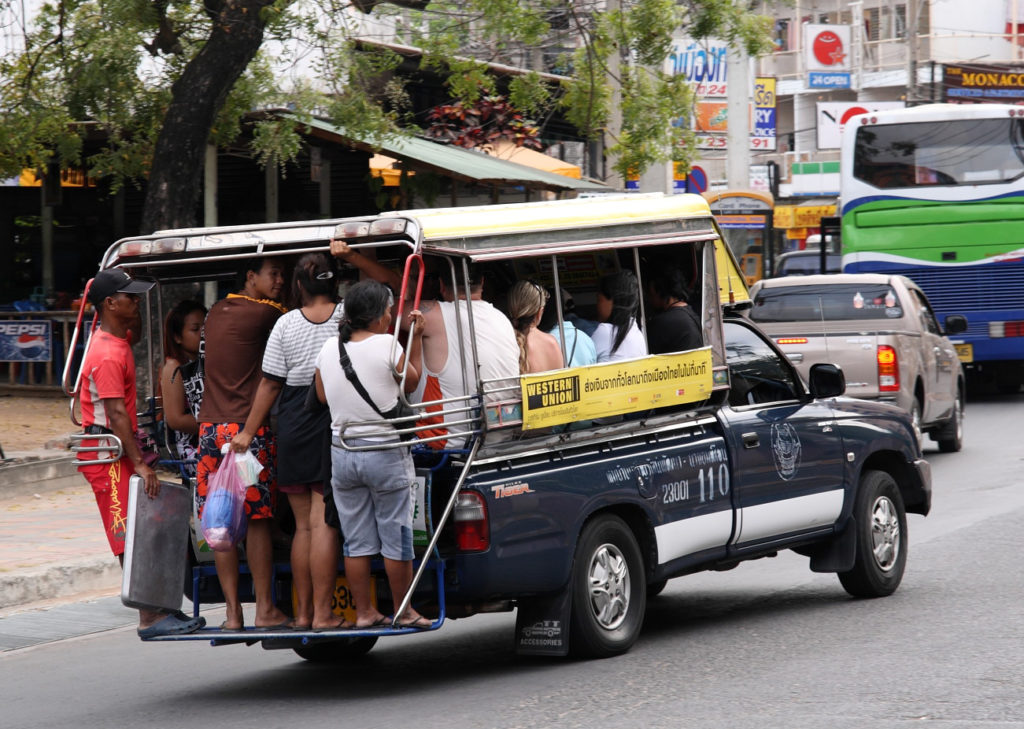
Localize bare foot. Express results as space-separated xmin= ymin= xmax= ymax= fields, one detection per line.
xmin=312 ymin=618 xmax=354 ymax=631
xmin=354 ymin=613 xmax=391 ymax=629
xmin=253 ymin=607 xmax=290 ymax=629
xmin=221 ymin=613 xmax=244 ymax=631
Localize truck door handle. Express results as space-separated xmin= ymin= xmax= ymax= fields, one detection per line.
xmin=742 ymin=432 xmax=759 ymax=448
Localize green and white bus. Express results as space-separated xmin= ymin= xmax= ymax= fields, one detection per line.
xmin=840 ymin=103 xmax=1024 ymax=390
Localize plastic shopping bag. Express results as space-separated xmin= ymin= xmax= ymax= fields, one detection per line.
xmin=233 ymin=449 xmax=263 ymax=487
xmin=200 ymin=450 xmax=248 ymax=552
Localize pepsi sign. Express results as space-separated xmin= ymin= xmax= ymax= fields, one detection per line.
xmin=0 ymin=321 xmax=52 ymax=362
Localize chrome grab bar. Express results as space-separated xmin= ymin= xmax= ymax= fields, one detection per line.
xmin=392 ymin=439 xmax=481 ymax=627
xmin=68 ymin=432 xmax=124 ymax=466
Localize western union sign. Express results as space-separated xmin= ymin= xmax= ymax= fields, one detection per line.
xmin=520 ymin=348 xmax=714 ymax=429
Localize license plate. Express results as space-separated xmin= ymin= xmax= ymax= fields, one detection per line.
xmin=292 ymin=575 xmax=374 ymax=625
xmin=954 ymin=343 xmax=973 ymax=363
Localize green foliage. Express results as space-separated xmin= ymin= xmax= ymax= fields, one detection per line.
xmin=0 ymin=0 xmax=773 ymax=197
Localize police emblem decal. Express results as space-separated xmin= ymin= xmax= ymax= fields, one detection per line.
xmin=770 ymin=423 xmax=802 ymax=480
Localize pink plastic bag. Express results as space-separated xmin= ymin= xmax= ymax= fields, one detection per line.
xmin=200 ymin=450 xmax=248 ymax=552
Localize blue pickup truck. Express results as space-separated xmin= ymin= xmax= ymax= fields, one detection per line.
xmin=72 ymin=194 xmax=929 ymax=660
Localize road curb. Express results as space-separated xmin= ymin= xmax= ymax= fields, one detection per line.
xmin=0 ymin=453 xmax=80 ymax=501
xmin=0 ymin=556 xmax=121 ymax=611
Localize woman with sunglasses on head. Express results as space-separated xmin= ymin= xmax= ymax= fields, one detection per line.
xmin=507 ymin=280 xmax=566 ymax=374
xmin=314 ymin=280 xmax=432 ymax=630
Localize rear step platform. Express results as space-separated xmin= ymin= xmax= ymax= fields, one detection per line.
xmin=141 ymin=617 xmax=443 ymax=644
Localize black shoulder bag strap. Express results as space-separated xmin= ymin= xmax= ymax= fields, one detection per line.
xmin=338 ymin=337 xmax=388 ymax=419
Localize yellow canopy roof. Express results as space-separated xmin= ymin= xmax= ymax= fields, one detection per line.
xmin=369 ymin=153 xmax=408 ymax=187
xmin=481 ymin=140 xmax=582 ymax=179
xmin=370 ymin=141 xmax=583 ymax=185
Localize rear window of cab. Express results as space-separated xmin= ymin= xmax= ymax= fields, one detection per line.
xmin=750 ymin=284 xmax=903 ymax=322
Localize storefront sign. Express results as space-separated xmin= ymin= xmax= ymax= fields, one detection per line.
xmin=816 ymin=101 xmax=905 ymax=150
xmin=805 ymin=25 xmax=851 ymax=72
xmin=0 ymin=321 xmax=52 ymax=362
xmin=943 ymin=63 xmax=1024 ymax=102
xmin=717 ymin=214 xmax=768 ymax=229
xmin=809 ymin=72 xmax=851 ymax=89
xmin=752 ymin=77 xmax=777 ymax=151
xmin=667 ymin=38 xmax=730 ymax=97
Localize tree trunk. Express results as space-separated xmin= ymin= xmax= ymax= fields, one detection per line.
xmin=141 ymin=1 xmax=273 ymax=233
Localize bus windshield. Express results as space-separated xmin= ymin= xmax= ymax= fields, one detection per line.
xmin=853 ymin=118 xmax=1024 ymax=188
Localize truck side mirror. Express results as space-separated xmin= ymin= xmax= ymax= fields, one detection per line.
xmin=943 ymin=314 xmax=968 ymax=335
xmin=809 ymin=363 xmax=846 ymax=399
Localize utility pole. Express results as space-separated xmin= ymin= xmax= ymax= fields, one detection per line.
xmin=906 ymin=0 xmax=919 ymax=104
xmin=726 ymin=45 xmax=750 ymax=189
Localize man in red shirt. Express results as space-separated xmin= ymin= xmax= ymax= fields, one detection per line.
xmin=78 ymin=267 xmax=205 ymax=637
xmin=196 ymin=257 xmax=291 ymax=631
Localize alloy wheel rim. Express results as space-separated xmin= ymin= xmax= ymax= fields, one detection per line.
xmin=870 ymin=495 xmax=901 ymax=572
xmin=587 ymin=542 xmax=630 ymax=630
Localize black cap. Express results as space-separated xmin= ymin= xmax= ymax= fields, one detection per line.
xmin=87 ymin=268 xmax=155 ymax=306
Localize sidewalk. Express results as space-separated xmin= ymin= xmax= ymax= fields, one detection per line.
xmin=0 ymin=393 xmax=122 ymax=614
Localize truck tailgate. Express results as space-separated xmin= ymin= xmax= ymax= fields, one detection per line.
xmin=758 ymin=323 xmax=883 ymax=398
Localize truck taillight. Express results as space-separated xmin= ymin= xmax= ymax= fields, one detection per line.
xmin=776 ymin=337 xmax=808 ymax=345
xmin=877 ymin=345 xmax=899 ymax=392
xmin=454 ymin=490 xmax=489 ymax=552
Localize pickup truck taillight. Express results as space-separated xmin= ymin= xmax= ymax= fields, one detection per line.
xmin=454 ymin=490 xmax=489 ymax=552
xmin=877 ymin=345 xmax=899 ymax=392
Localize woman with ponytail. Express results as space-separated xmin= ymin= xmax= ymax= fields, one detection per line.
xmin=591 ymin=270 xmax=648 ymax=363
xmin=229 ymin=252 xmax=345 ymax=630
xmin=314 ymin=280 xmax=433 ymax=630
xmin=506 ymin=281 xmax=565 ymax=374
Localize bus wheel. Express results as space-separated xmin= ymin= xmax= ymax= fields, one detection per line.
xmin=293 ymin=636 xmax=378 ymax=662
xmin=838 ymin=470 xmax=907 ymax=598
xmin=570 ymin=515 xmax=646 ymax=658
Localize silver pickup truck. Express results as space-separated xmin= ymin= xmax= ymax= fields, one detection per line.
xmin=749 ymin=273 xmax=968 ymax=452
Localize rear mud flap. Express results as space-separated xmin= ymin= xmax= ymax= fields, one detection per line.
xmin=515 ymin=588 xmax=573 ymax=657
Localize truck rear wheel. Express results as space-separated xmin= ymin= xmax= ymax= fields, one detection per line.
xmin=293 ymin=636 xmax=378 ymax=662
xmin=838 ymin=470 xmax=907 ymax=598
xmin=569 ymin=515 xmax=646 ymax=658
xmin=935 ymin=391 xmax=963 ymax=453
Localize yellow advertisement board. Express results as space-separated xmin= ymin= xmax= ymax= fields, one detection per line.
xmin=520 ymin=349 xmax=714 ymax=429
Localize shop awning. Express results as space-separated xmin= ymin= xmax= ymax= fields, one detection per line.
xmin=297 ymin=115 xmax=608 ymax=192
xmin=480 ymin=140 xmax=582 ymax=179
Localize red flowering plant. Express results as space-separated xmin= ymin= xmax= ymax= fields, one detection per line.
xmin=424 ymin=94 xmax=542 ymax=150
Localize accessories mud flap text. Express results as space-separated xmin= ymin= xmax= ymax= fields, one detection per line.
xmin=515 ymin=588 xmax=573 ymax=656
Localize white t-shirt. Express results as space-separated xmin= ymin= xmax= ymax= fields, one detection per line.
xmin=263 ymin=304 xmax=344 ymax=386
xmin=592 ymin=320 xmax=648 ymax=363
xmin=316 ymin=333 xmax=403 ymax=442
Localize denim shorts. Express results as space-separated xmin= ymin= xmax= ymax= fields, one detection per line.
xmin=331 ymin=440 xmax=415 ymax=561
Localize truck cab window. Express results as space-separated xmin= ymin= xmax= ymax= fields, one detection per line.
xmin=723 ymin=320 xmax=800 ymax=406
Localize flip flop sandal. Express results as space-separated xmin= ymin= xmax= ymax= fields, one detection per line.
xmin=255 ymin=619 xmax=294 ymax=632
xmin=355 ymin=615 xmax=392 ymax=629
xmin=397 ymin=616 xmax=433 ymax=630
xmin=219 ymin=621 xmax=245 ymax=632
